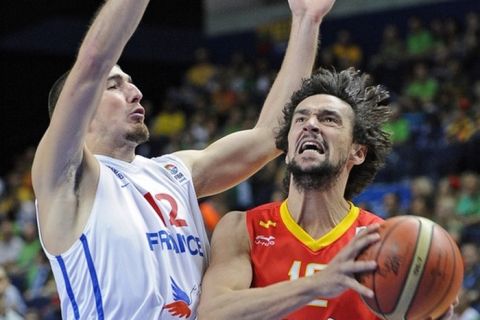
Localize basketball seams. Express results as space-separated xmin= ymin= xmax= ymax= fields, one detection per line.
xmin=372 ymin=217 xmax=411 ymax=319
xmin=421 ymin=226 xmax=458 ymax=319
xmin=386 ymin=217 xmax=433 ymax=320
xmin=405 ymin=219 xmax=437 ymax=320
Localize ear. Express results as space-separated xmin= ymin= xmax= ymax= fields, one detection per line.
xmin=349 ymin=143 xmax=367 ymax=165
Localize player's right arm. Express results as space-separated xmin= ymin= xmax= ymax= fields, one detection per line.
xmin=197 ymin=212 xmax=381 ymax=320
xmin=31 ymin=0 xmax=150 ymax=254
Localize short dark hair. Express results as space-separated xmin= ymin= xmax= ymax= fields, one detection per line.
xmin=275 ymin=67 xmax=392 ymax=199
xmin=47 ymin=71 xmax=70 ymax=118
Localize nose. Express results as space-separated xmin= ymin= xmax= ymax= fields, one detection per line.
xmin=127 ymin=83 xmax=143 ymax=104
xmin=302 ymin=116 xmax=320 ymax=133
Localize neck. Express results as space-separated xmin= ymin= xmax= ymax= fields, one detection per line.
xmin=286 ymin=175 xmax=350 ymax=239
xmin=86 ymin=134 xmax=137 ymax=162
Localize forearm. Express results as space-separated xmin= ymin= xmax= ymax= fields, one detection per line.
xmin=77 ymin=0 xmax=150 ymax=72
xmin=255 ymin=13 xmax=321 ymax=128
xmin=34 ymin=0 xmax=150 ymax=190
xmin=199 ymin=277 xmax=319 ymax=320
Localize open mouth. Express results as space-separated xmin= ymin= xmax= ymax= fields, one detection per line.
xmin=299 ymin=140 xmax=326 ymax=155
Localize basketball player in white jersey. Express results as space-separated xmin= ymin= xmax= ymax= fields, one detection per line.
xmin=31 ymin=0 xmax=334 ymax=318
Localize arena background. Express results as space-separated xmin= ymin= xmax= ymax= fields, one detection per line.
xmin=0 ymin=0 xmax=478 ymax=174
xmin=0 ymin=1 xmax=479 ymax=318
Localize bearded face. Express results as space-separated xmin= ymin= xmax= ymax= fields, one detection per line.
xmin=287 ymin=152 xmax=347 ymax=192
xmin=283 ymin=94 xmax=358 ymax=193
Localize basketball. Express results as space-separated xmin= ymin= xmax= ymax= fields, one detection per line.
xmin=356 ymin=216 xmax=464 ymax=320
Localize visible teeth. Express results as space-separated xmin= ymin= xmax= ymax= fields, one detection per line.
xmin=300 ymin=141 xmax=323 ymax=154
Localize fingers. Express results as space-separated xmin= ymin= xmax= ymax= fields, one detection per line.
xmin=335 ymin=224 xmax=381 ymax=261
xmin=342 ymin=275 xmax=375 ymax=298
xmin=339 ymin=260 xmax=377 ymax=274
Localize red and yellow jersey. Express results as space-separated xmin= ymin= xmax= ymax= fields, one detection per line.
xmin=246 ymin=200 xmax=383 ymax=320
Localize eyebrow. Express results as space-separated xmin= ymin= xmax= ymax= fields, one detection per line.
xmin=107 ymin=74 xmax=133 ymax=83
xmin=294 ymin=108 xmax=340 ymax=117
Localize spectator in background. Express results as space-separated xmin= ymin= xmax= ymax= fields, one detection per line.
xmin=0 ymin=220 xmax=24 ymax=272
xmin=331 ymin=29 xmax=363 ymax=69
xmin=410 ymin=176 xmax=434 ymax=202
xmin=370 ymin=24 xmax=405 ymax=92
xmin=0 ymin=266 xmax=26 ymax=317
xmin=380 ymin=192 xmax=406 ymax=218
xmin=381 ymin=102 xmax=412 ymax=180
xmin=0 ymin=295 xmax=23 ymax=320
xmin=383 ymin=103 xmax=411 ymax=145
xmin=211 ymin=73 xmax=239 ymax=125
xmin=434 ymin=196 xmax=462 ymax=242
xmin=406 ymin=16 xmax=435 ymax=59
xmin=445 ymin=103 xmax=476 ymax=144
xmin=464 ymin=12 xmax=479 ymax=47
xmin=185 ymin=47 xmax=218 ymax=90
xmin=405 ymin=63 xmax=439 ymax=103
xmin=409 ymin=195 xmax=433 ymax=220
xmin=252 ymin=58 xmax=274 ymax=104
xmin=413 ymin=111 xmax=446 ymax=179
xmin=9 ymin=222 xmax=41 ymax=293
xmin=442 ymin=18 xmax=464 ymax=58
xmin=457 ymin=242 xmax=480 ymax=320
xmin=455 ymin=172 xmax=480 ymax=243
xmin=149 ymin=99 xmax=186 ymax=155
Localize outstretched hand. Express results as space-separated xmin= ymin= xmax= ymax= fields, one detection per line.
xmin=313 ymin=223 xmax=380 ymax=299
xmin=288 ymin=0 xmax=336 ymax=22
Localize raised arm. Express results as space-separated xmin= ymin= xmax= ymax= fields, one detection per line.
xmin=197 ymin=212 xmax=380 ymax=320
xmin=256 ymin=0 xmax=335 ymax=128
xmin=175 ymin=0 xmax=335 ymax=198
xmin=32 ymin=0 xmax=150 ymax=252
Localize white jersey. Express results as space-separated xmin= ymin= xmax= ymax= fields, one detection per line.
xmin=38 ymin=154 xmax=210 ymax=320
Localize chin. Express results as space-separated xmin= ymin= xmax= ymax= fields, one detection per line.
xmin=126 ymin=124 xmax=149 ymax=144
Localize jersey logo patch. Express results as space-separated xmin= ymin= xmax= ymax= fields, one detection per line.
xmin=259 ymin=220 xmax=276 ymax=229
xmin=164 ymin=276 xmax=198 ymax=318
xmin=164 ymin=164 xmax=187 ymax=184
xmin=255 ymin=235 xmax=276 ymax=246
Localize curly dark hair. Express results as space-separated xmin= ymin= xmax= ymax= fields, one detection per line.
xmin=275 ymin=67 xmax=392 ymax=200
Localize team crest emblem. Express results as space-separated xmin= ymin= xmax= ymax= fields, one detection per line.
xmin=164 ymin=277 xmax=198 ymax=318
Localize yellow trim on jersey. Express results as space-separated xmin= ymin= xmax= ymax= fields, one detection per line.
xmin=280 ymin=200 xmax=360 ymax=251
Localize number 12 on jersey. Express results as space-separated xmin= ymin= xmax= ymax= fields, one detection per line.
xmin=288 ymin=261 xmax=328 ymax=307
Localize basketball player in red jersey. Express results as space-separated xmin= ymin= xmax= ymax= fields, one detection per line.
xmin=198 ymin=68 xmax=457 ymax=319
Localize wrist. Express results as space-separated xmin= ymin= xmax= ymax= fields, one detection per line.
xmin=291 ymin=13 xmax=323 ymax=28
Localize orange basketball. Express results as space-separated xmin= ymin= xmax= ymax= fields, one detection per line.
xmin=356 ymin=216 xmax=464 ymax=320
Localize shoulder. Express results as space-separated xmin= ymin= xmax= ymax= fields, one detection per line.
xmin=246 ymin=201 xmax=281 ymax=217
xmin=211 ymin=211 xmax=250 ymax=253
xmin=357 ymin=207 xmax=384 ymax=225
xmin=144 ymin=154 xmax=193 ymax=185
xmin=215 ymin=211 xmax=247 ymax=237
xmin=245 ymin=201 xmax=282 ymax=225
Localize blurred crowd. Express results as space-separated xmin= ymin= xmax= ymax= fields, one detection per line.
xmin=0 ymin=10 xmax=479 ymax=320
